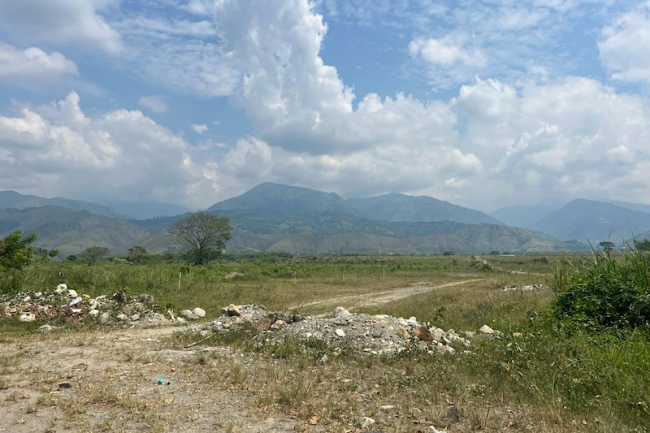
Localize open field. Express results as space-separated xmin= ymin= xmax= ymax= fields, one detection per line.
xmin=2 ymin=254 xmax=650 ymax=432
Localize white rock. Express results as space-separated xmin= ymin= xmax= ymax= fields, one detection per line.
xmin=55 ymin=284 xmax=67 ymax=294
xmin=39 ymin=325 xmax=54 ymax=332
xmin=181 ymin=310 xmax=197 ymax=320
xmin=221 ymin=304 xmax=242 ymax=316
xmin=97 ymin=312 xmax=111 ymax=325
xmin=407 ymin=316 xmax=418 ymax=327
xmin=89 ymin=309 xmax=100 ymax=317
xmin=68 ymin=289 xmax=78 ymax=298
xmin=333 ymin=306 xmax=350 ymax=318
xmin=358 ymin=417 xmax=375 ymax=429
xmin=116 ymin=314 xmax=128 ymax=321
xmin=430 ymin=327 xmax=446 ymax=342
xmin=192 ymin=307 xmax=206 ymax=318
xmin=130 ymin=314 xmax=140 ymax=321
xmin=335 ymin=329 xmax=346 ymax=337
xmin=22 ymin=296 xmax=31 ymax=303
xmin=19 ymin=313 xmax=36 ymax=322
xmin=270 ymin=320 xmax=287 ymax=330
xmin=430 ymin=427 xmax=447 ymax=433
xmin=380 ymin=405 xmax=396 ymax=411
xmin=480 ymin=325 xmax=495 ymax=335
xmin=176 ymin=317 xmax=187 ymax=324
xmin=71 ymin=309 xmax=82 ymax=314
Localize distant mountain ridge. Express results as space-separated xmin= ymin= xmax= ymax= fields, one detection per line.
xmin=209 ymin=182 xmax=500 ymax=225
xmin=489 ymin=203 xmax=562 ymax=230
xmin=349 ymin=193 xmax=502 ymax=225
xmin=0 ymin=183 xmax=587 ymax=256
xmin=532 ymin=199 xmax=650 ymax=242
xmin=208 ymin=182 xmax=359 ymax=215
xmin=0 ymin=190 xmax=128 ymax=219
xmin=0 ymin=206 xmax=149 ymax=256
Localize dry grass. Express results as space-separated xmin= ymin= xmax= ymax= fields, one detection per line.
xmin=1 ymin=253 xmax=646 ymax=432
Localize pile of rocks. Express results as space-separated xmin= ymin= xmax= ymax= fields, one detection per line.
xmin=1 ymin=284 xmax=202 ymax=328
xmin=192 ymin=304 xmax=502 ymax=356
xmin=503 ymin=284 xmax=546 ymax=292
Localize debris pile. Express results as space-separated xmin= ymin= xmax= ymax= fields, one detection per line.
xmin=503 ymin=284 xmax=546 ymax=292
xmin=1 ymin=284 xmax=202 ymax=328
xmin=193 ymin=304 xmax=503 ymax=356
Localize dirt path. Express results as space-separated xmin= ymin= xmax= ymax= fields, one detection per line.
xmin=294 ymin=278 xmax=485 ymax=312
xmin=0 ymin=325 xmax=298 ymax=433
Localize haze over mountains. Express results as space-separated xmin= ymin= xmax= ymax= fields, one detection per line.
xmin=0 ymin=183 xmax=580 ymax=256
xmin=492 ymin=199 xmax=650 ymax=243
xmin=2 ymin=183 xmax=650 ymax=256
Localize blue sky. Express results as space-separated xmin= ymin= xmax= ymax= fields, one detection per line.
xmin=0 ymin=0 xmax=649 ymax=211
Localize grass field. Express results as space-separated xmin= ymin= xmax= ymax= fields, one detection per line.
xmin=2 ymin=253 xmax=650 ymax=432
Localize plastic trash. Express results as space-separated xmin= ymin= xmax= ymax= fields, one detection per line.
xmin=155 ymin=377 xmax=170 ymax=385
xmin=69 ymin=296 xmax=83 ymax=306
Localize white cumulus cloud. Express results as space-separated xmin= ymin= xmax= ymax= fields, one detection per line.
xmin=409 ymin=38 xmax=486 ymax=67
xmin=0 ymin=42 xmax=78 ymax=86
xmin=191 ymin=123 xmax=208 ymax=134
xmin=599 ymin=1 xmax=650 ymax=84
xmin=138 ymin=96 xmax=169 ymax=114
xmin=0 ymin=0 xmax=122 ymax=54
xmin=0 ymin=92 xmax=221 ymax=208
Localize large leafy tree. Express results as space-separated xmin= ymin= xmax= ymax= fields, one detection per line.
xmin=80 ymin=246 xmax=110 ymax=264
xmin=171 ymin=212 xmax=232 ymax=265
xmin=0 ymin=231 xmax=38 ymax=271
xmin=126 ymin=246 xmax=149 ymax=263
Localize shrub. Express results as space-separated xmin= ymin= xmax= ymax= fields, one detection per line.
xmin=554 ymin=247 xmax=650 ymax=330
xmin=0 ymin=231 xmax=38 ymax=294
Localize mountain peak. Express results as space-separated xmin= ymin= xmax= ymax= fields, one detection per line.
xmin=208 ymin=183 xmax=355 ymax=214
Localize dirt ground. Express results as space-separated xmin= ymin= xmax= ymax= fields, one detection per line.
xmin=294 ymin=279 xmax=485 ymax=312
xmin=0 ymin=326 xmax=302 ymax=433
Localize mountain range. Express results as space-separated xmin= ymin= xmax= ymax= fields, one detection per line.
xmin=7 ymin=183 xmax=650 ymax=256
xmin=0 ymin=183 xmax=584 ymax=256
xmin=492 ymin=198 xmax=650 ymax=243
xmin=0 ymin=190 xmax=128 ymax=219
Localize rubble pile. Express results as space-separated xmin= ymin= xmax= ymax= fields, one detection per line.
xmin=193 ymin=304 xmax=503 ymax=356
xmin=503 ymin=284 xmax=546 ymax=292
xmin=1 ymin=284 xmax=201 ymax=328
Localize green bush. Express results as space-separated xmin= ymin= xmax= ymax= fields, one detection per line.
xmin=0 ymin=231 xmax=38 ymax=294
xmin=554 ymin=247 xmax=650 ymax=329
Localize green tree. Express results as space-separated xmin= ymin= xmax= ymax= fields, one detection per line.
xmin=126 ymin=246 xmax=149 ymax=263
xmin=0 ymin=231 xmax=38 ymax=293
xmin=79 ymin=246 xmax=110 ymax=264
xmin=0 ymin=231 xmax=38 ymax=271
xmin=599 ymin=241 xmax=615 ymax=252
xmin=34 ymin=247 xmax=60 ymax=263
xmin=171 ymin=212 xmax=232 ymax=265
xmin=66 ymin=255 xmax=78 ymax=262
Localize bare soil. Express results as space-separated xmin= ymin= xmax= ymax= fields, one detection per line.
xmin=0 ymin=326 xmax=298 ymax=433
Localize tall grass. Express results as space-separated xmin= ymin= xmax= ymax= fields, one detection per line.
xmin=554 ymin=247 xmax=650 ymax=329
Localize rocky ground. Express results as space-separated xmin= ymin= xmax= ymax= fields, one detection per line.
xmin=191 ymin=304 xmax=501 ymax=358
xmin=1 ymin=284 xmax=207 ymax=330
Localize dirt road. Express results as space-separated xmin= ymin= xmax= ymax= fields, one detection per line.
xmin=294 ymin=278 xmax=485 ymax=312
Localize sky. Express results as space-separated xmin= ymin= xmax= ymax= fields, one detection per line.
xmin=0 ymin=0 xmax=649 ymax=212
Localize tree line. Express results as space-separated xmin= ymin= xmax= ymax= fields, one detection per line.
xmin=1 ymin=212 xmax=232 ymax=273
